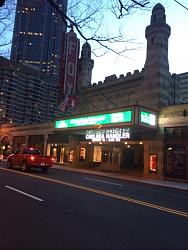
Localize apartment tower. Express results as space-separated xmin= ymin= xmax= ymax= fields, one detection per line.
xmin=10 ymin=0 xmax=67 ymax=82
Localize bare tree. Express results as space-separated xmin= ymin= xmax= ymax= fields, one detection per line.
xmin=48 ymin=0 xmax=151 ymax=56
xmin=174 ymin=0 xmax=188 ymax=11
xmin=0 ymin=0 xmax=152 ymax=57
xmin=0 ymin=0 xmax=16 ymax=56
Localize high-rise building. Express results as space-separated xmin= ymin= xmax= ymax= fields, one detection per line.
xmin=10 ymin=0 xmax=67 ymax=82
xmin=0 ymin=56 xmax=58 ymax=125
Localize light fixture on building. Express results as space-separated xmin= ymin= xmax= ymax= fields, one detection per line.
xmin=96 ymin=124 xmax=102 ymax=129
xmin=127 ymin=145 xmax=130 ymax=148
xmin=124 ymin=141 xmax=127 ymax=145
xmin=167 ymin=147 xmax=173 ymax=151
xmin=139 ymin=141 xmax=143 ymax=144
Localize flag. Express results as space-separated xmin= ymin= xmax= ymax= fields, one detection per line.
xmin=59 ymin=95 xmax=69 ymax=112
xmin=68 ymin=96 xmax=75 ymax=109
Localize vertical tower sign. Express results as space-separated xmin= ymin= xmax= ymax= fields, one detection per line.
xmin=59 ymin=28 xmax=80 ymax=112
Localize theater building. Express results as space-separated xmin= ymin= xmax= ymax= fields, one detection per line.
xmin=1 ymin=103 xmax=188 ymax=182
xmin=1 ymin=4 xmax=188 ymax=182
xmin=53 ymin=105 xmax=158 ymax=176
xmin=0 ymin=104 xmax=158 ymax=177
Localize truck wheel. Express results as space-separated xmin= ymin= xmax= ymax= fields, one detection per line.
xmin=7 ymin=160 xmax=12 ymax=169
xmin=21 ymin=162 xmax=27 ymax=172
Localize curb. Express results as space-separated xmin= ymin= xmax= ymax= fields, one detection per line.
xmin=52 ymin=165 xmax=188 ymax=191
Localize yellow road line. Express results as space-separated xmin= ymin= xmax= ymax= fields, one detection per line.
xmin=1 ymin=167 xmax=188 ymax=218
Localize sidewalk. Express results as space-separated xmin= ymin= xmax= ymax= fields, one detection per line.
xmin=52 ymin=164 xmax=188 ymax=191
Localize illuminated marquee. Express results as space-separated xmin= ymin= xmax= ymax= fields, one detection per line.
xmin=140 ymin=110 xmax=156 ymax=126
xmin=86 ymin=128 xmax=130 ymax=142
xmin=55 ymin=110 xmax=132 ymax=129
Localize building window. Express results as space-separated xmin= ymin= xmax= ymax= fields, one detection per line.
xmin=93 ymin=146 xmax=101 ymax=162
xmin=173 ymin=128 xmax=181 ymax=140
xmin=80 ymin=147 xmax=86 ymax=161
xmin=69 ymin=150 xmax=74 ymax=163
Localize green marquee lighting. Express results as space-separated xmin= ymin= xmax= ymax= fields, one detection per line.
xmin=140 ymin=111 xmax=156 ymax=126
xmin=55 ymin=110 xmax=133 ymax=129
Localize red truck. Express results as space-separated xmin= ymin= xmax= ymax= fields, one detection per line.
xmin=7 ymin=148 xmax=55 ymax=173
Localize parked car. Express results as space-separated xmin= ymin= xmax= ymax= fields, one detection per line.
xmin=7 ymin=148 xmax=55 ymax=173
xmin=0 ymin=154 xmax=3 ymax=161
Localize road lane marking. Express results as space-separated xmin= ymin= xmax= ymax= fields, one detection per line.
xmin=84 ymin=177 xmax=124 ymax=186
xmin=1 ymin=167 xmax=188 ymax=218
xmin=5 ymin=185 xmax=43 ymax=202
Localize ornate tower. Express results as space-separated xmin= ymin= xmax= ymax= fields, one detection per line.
xmin=144 ymin=3 xmax=171 ymax=73
xmin=142 ymin=3 xmax=171 ymax=109
xmin=78 ymin=42 xmax=94 ymax=88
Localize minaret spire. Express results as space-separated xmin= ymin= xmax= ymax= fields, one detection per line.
xmin=139 ymin=3 xmax=172 ymax=110
xmin=144 ymin=3 xmax=171 ymax=74
xmin=77 ymin=42 xmax=94 ymax=88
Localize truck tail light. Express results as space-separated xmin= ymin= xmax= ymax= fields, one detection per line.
xmin=30 ymin=156 xmax=35 ymax=161
xmin=51 ymin=157 xmax=55 ymax=162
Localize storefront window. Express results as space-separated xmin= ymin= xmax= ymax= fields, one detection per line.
xmin=113 ymin=147 xmax=121 ymax=164
xmin=47 ymin=144 xmax=51 ymax=156
xmin=102 ymin=149 xmax=113 ymax=163
xmin=80 ymin=147 xmax=86 ymax=161
xmin=53 ymin=148 xmax=57 ymax=158
xmin=63 ymin=148 xmax=69 ymax=163
xmin=60 ymin=147 xmax=65 ymax=163
xmin=100 ymin=146 xmax=121 ymax=165
xmin=93 ymin=146 xmax=101 ymax=162
xmin=69 ymin=150 xmax=74 ymax=163
xmin=49 ymin=144 xmax=69 ymax=164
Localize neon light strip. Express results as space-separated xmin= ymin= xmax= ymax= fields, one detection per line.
xmin=140 ymin=111 xmax=156 ymax=126
xmin=55 ymin=110 xmax=132 ymax=129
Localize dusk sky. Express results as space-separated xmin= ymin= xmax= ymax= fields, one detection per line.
xmin=90 ymin=0 xmax=188 ymax=83
xmin=1 ymin=1 xmax=188 ymax=84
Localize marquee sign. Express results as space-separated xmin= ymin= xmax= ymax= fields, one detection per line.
xmin=139 ymin=110 xmax=156 ymax=127
xmin=86 ymin=128 xmax=130 ymax=142
xmin=55 ymin=110 xmax=133 ymax=129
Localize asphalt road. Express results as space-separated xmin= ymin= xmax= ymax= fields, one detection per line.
xmin=0 ymin=161 xmax=188 ymax=250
